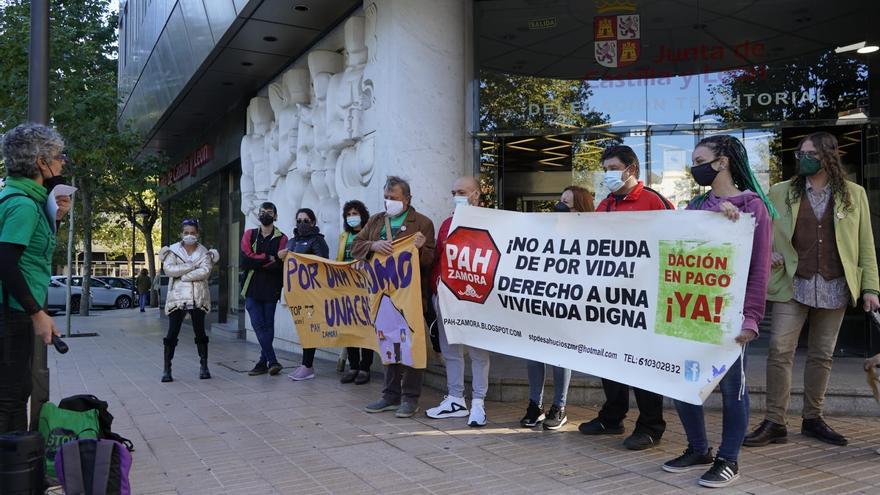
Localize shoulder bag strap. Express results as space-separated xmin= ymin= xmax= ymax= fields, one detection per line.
xmin=91 ymin=441 xmax=114 ymax=495
xmin=384 ymin=216 xmax=393 ymax=242
xmin=61 ymin=441 xmax=86 ymax=494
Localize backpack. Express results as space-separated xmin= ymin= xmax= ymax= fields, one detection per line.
xmin=38 ymin=402 xmax=100 ymax=481
xmin=59 ymin=395 xmax=135 ymax=452
xmin=54 ymin=439 xmax=132 ymax=495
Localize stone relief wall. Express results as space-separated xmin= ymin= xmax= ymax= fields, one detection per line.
xmin=240 ymin=15 xmax=380 ymax=252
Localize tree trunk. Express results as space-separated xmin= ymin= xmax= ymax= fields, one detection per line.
xmin=80 ymin=181 xmax=93 ymax=316
xmin=140 ymin=219 xmax=158 ymax=306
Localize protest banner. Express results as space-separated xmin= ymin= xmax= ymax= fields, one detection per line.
xmin=438 ymin=206 xmax=755 ymax=405
xmin=283 ymin=236 xmax=428 ymax=368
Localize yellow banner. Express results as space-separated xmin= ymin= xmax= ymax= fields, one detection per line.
xmin=283 ymin=236 xmax=427 ymax=368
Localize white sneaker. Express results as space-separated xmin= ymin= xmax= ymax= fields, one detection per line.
xmin=468 ymin=398 xmax=487 ymax=427
xmin=426 ymin=395 xmax=468 ymax=419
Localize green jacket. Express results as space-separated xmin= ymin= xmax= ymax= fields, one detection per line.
xmin=767 ymin=179 xmax=879 ymax=306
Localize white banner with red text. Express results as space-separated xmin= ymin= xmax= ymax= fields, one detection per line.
xmin=437 ymin=206 xmax=756 ymax=405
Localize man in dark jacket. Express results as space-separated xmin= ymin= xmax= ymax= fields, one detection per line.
xmin=240 ymin=202 xmax=289 ymax=376
xmin=352 ymin=176 xmax=435 ymax=418
xmin=136 ymin=269 xmax=151 ymax=312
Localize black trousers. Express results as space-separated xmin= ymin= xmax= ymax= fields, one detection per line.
xmin=598 ymin=378 xmax=666 ymax=438
xmin=302 ymin=348 xmax=316 ymax=368
xmin=0 ymin=311 xmax=34 ymax=433
xmin=165 ymin=309 xmax=208 ymax=344
xmin=346 ymin=347 xmax=374 ymax=372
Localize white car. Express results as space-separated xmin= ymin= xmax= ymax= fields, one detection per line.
xmin=49 ymin=276 xmax=134 ymax=311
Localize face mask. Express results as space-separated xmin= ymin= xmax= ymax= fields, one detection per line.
xmin=258 ymin=213 xmax=274 ymax=226
xmin=553 ymin=201 xmax=570 ymax=212
xmin=690 ymin=159 xmax=721 ymax=187
xmin=798 ymin=156 xmax=822 ymax=176
xmin=602 ymin=170 xmax=625 ymax=192
xmin=43 ymin=174 xmax=67 ymax=193
xmin=385 ymin=199 xmax=405 ymax=217
xmin=346 ymin=215 xmax=361 ymax=228
xmin=453 ymin=195 xmax=470 ymax=207
xmin=182 ymin=234 xmax=198 ymax=246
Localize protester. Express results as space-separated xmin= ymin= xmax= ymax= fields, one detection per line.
xmin=241 ymin=202 xmax=289 ymax=377
xmin=136 ymin=268 xmax=151 ymax=312
xmin=281 ymin=208 xmax=329 ymax=381
xmin=520 ymin=185 xmax=594 ymax=430
xmin=579 ymin=145 xmax=674 ymax=449
xmin=426 ymin=176 xmax=492 ymax=427
xmin=660 ymin=134 xmax=774 ymax=488
xmin=338 ymin=200 xmax=374 ymax=385
xmin=0 ymin=123 xmax=70 ymax=433
xmin=159 ymin=219 xmax=219 ymax=382
xmin=353 ymin=176 xmax=435 ymax=418
xmin=744 ymin=131 xmax=879 ymax=448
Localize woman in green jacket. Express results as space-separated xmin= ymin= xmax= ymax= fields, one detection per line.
xmin=337 ymin=200 xmax=373 ymax=385
xmin=744 ymin=131 xmax=879 ymax=448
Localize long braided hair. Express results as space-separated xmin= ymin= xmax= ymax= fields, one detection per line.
xmin=788 ymin=132 xmax=852 ymax=212
xmin=690 ymin=134 xmax=778 ymax=218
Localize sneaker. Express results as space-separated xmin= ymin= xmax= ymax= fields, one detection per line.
xmin=268 ymin=363 xmax=282 ymax=376
xmin=288 ymin=365 xmax=315 ymax=381
xmin=662 ymin=447 xmax=714 ymax=473
xmin=578 ymin=417 xmax=624 ymax=435
xmin=395 ymin=402 xmax=419 ymax=418
xmin=426 ymin=396 xmax=469 ymax=419
xmin=698 ymin=457 xmax=739 ymax=488
xmin=354 ymin=370 xmax=371 ymax=385
xmin=248 ymin=363 xmax=268 ymax=376
xmin=468 ymin=398 xmax=487 ymax=427
xmin=340 ymin=370 xmax=358 ymax=384
xmin=520 ymin=400 xmax=545 ymax=428
xmin=623 ymin=431 xmax=660 ymax=451
xmin=364 ymin=398 xmax=400 ymax=413
xmin=542 ymin=405 xmax=567 ymax=430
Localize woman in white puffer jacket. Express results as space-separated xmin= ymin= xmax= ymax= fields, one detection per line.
xmin=158 ymin=218 xmax=219 ymax=383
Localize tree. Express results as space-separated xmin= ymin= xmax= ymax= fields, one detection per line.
xmin=0 ymin=0 xmax=137 ymax=314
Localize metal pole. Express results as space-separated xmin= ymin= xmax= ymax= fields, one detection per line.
xmin=28 ymin=0 xmax=50 ymax=431
xmin=131 ymin=215 xmax=136 ymax=308
xmin=65 ymin=178 xmax=75 ymax=337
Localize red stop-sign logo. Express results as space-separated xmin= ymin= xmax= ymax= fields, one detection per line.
xmin=441 ymin=227 xmax=500 ymax=304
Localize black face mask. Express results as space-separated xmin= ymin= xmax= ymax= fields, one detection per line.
xmin=43 ymin=174 xmax=67 ymax=193
xmin=690 ymin=159 xmax=720 ymax=187
xmin=553 ymin=201 xmax=571 ymax=212
xmin=258 ymin=213 xmax=274 ymax=226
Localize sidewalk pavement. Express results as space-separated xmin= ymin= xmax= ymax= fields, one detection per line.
xmin=47 ymin=309 xmax=880 ymax=495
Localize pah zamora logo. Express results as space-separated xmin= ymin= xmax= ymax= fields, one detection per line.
xmin=441 ymin=227 xmax=500 ymax=304
xmin=593 ymin=6 xmax=640 ymax=68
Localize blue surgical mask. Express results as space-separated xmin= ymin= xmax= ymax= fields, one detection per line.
xmin=346 ymin=215 xmax=361 ymax=228
xmin=602 ymin=170 xmax=625 ymax=192
xmin=453 ymin=195 xmax=469 ymax=207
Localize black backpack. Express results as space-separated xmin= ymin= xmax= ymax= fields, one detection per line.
xmin=59 ymin=395 xmax=135 ymax=452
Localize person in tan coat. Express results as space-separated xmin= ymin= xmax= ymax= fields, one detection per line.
xmin=352 ymin=176 xmax=435 ymax=418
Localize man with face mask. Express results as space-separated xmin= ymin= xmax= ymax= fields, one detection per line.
xmin=352 ymin=176 xmax=436 ymax=418
xmin=579 ymin=145 xmax=674 ymax=451
xmin=424 ymin=176 xmax=492 ymax=427
xmin=240 ymin=202 xmax=289 ymax=376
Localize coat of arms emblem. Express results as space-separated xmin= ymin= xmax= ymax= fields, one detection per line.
xmin=594 ymin=13 xmax=641 ymax=68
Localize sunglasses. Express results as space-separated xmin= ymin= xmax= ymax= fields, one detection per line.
xmin=182 ymin=218 xmax=200 ymax=227
xmin=54 ymin=153 xmax=68 ymax=162
xmin=296 ymin=218 xmax=312 ymax=225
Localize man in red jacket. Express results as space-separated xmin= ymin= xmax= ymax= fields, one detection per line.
xmin=579 ymin=145 xmax=674 ymax=450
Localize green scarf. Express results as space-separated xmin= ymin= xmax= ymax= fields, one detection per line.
xmin=3 ymin=176 xmax=49 ymax=204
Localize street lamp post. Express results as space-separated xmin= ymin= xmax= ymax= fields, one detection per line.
xmin=130 ymin=207 xmax=136 ymax=308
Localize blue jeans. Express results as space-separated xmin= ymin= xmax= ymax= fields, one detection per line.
xmin=246 ymin=298 xmax=278 ymax=366
xmin=674 ymin=355 xmax=748 ymax=461
xmin=138 ymin=293 xmax=148 ymax=310
xmin=527 ymin=360 xmax=571 ymax=407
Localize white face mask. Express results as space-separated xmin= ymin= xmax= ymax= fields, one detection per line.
xmin=182 ymin=234 xmax=198 ymax=246
xmin=602 ymin=170 xmax=626 ymax=193
xmin=346 ymin=215 xmax=361 ymax=228
xmin=385 ymin=199 xmax=405 ymax=217
xmin=453 ymin=195 xmax=470 ymax=207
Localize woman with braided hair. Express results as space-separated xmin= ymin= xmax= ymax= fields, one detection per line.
xmin=661 ymin=134 xmax=774 ymax=488
xmin=744 ymin=132 xmax=879 ymax=448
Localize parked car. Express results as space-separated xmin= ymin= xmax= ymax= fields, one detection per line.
xmin=96 ymin=276 xmax=137 ymax=294
xmin=50 ymin=276 xmax=134 ymax=310
xmin=47 ymin=277 xmax=83 ymax=314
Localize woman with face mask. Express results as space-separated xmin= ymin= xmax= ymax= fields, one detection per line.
xmin=158 ymin=219 xmax=220 ymax=383
xmin=337 ymin=200 xmax=374 ymax=385
xmin=283 ymin=208 xmax=331 ymax=381
xmin=661 ymin=135 xmax=774 ymax=489
xmin=521 ymin=186 xmax=594 ymax=431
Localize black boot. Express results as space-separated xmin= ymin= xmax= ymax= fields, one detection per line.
xmin=162 ymin=338 xmax=176 ymax=383
xmin=195 ymin=337 xmax=211 ymax=379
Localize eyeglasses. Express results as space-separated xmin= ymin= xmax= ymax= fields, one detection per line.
xmin=296 ymin=219 xmax=312 ymax=225
xmin=794 ymin=151 xmax=818 ymax=159
xmin=53 ymin=153 xmax=68 ymax=162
